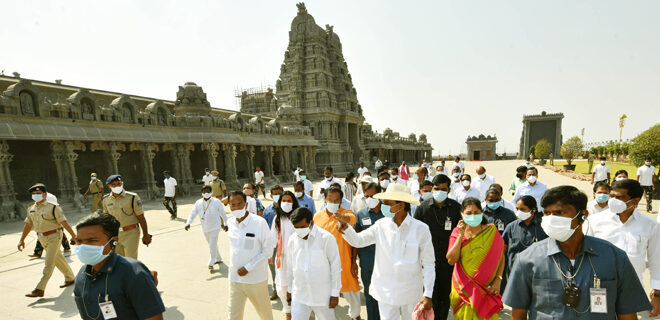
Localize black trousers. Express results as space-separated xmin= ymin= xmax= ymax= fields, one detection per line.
xmin=163 ymin=197 xmax=177 ymax=215
xmin=433 ymin=265 xmax=453 ymax=320
xmin=33 ymin=233 xmax=70 ymax=255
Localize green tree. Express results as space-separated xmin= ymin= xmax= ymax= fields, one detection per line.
xmin=529 ymin=145 xmax=536 ymax=158
xmin=561 ymin=136 xmax=584 ymax=166
xmin=535 ymin=139 xmax=552 ymax=160
xmin=629 ymin=124 xmax=660 ymax=166
xmin=621 ymin=142 xmax=631 ymax=156
xmin=597 ymin=146 xmax=606 ymax=157
xmin=590 ymin=147 xmax=598 ymax=155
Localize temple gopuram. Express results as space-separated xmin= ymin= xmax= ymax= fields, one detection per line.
xmin=0 ymin=2 xmax=431 ymax=221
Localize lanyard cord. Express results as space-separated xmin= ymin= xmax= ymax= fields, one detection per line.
xmin=551 ymin=253 xmax=594 ymax=314
xmin=82 ymin=270 xmax=109 ymax=320
xmin=201 ymin=199 xmax=212 ymax=219
xmin=518 ymin=223 xmax=539 ymax=248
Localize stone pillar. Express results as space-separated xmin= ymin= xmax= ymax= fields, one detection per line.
xmin=309 ymin=146 xmax=318 ymax=177
xmin=222 ymin=143 xmax=240 ymax=189
xmin=247 ymin=146 xmax=255 ymax=180
xmin=202 ymin=143 xmax=219 ymax=171
xmin=277 ymin=147 xmax=287 ymax=179
xmin=555 ymin=119 xmax=562 ymax=156
xmin=50 ymin=143 xmax=68 ymax=199
xmin=0 ymin=141 xmax=17 ymax=220
xmin=176 ymin=143 xmax=194 ymax=195
xmin=109 ymin=142 xmax=124 ymax=174
xmin=132 ymin=143 xmax=159 ymax=200
xmin=262 ymin=146 xmax=274 ymax=178
xmin=283 ymin=147 xmax=292 ymax=174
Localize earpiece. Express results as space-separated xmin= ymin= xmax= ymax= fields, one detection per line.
xmin=111 ymin=240 xmax=117 ymax=249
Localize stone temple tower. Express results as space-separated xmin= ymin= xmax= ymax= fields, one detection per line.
xmin=275 ymin=2 xmax=366 ymax=172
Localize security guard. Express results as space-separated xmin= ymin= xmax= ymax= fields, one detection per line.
xmin=17 ymin=183 xmax=77 ymax=297
xmin=83 ymin=172 xmax=104 ymax=213
xmin=209 ymin=170 xmax=227 ymax=199
xmin=101 ymin=175 xmax=152 ymax=259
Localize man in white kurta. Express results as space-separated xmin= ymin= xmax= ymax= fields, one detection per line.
xmin=185 ymin=187 xmax=228 ymax=269
xmin=286 ymin=207 xmax=341 ymax=320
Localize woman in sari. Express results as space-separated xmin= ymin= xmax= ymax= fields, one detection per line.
xmin=446 ymin=197 xmax=505 ymax=320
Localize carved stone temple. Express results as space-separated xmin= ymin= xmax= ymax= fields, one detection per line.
xmin=0 ymin=2 xmax=432 ymax=221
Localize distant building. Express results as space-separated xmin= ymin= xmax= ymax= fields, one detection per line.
xmin=518 ymin=111 xmax=564 ymax=159
xmin=466 ymin=135 xmax=498 ymax=161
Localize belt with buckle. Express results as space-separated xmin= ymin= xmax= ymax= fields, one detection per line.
xmin=121 ymin=223 xmax=138 ymax=231
xmin=40 ymin=228 xmax=62 ymax=237
xmin=90 ymin=192 xmax=99 ymax=195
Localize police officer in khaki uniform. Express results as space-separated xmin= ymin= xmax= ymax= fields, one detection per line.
xmin=209 ymin=170 xmax=227 ymax=199
xmin=83 ymin=172 xmax=104 ymax=213
xmin=101 ymin=175 xmax=152 ymax=259
xmin=17 ymin=183 xmax=77 ymax=297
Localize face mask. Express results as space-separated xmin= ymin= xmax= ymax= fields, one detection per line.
xmin=380 ymin=180 xmax=390 ymax=189
xmin=453 ymin=172 xmax=460 ymax=178
xmin=281 ymin=202 xmax=293 ymax=213
xmin=300 ymin=175 xmax=307 ymax=180
xmin=164 ymin=175 xmax=169 ymax=178
xmin=202 ymin=192 xmax=212 ymax=199
xmin=541 ymin=213 xmax=580 ymax=242
xmin=244 ymin=190 xmax=254 ymax=196
xmin=294 ymin=226 xmax=311 ymax=239
xmin=645 ymin=161 xmax=651 ymax=166
xmin=463 ymin=214 xmax=483 ymax=227
xmin=31 ymin=194 xmax=44 ymax=203
xmin=461 ymin=180 xmax=471 ymax=187
xmin=326 ymin=203 xmax=340 ymax=213
xmin=600 ymin=161 xmax=606 ymax=165
xmin=231 ymin=208 xmax=246 ymax=217
xmin=366 ymin=197 xmax=380 ymax=209
xmin=211 ymin=175 xmax=217 ymax=180
xmin=110 ymin=186 xmax=123 ymax=194
xmin=205 ymin=172 xmax=210 ymax=175
xmin=391 ymin=175 xmax=398 ymax=180
xmin=478 ymin=173 xmax=486 ymax=179
xmin=487 ymin=202 xmax=502 ymax=210
xmin=75 ymin=239 xmax=111 ymax=265
xmin=515 ymin=210 xmax=532 ymax=221
xmin=421 ymin=192 xmax=433 ymax=201
xmin=516 ymin=173 xmax=523 ymax=179
xmin=294 ymin=192 xmax=303 ymax=198
xmin=527 ymin=176 xmax=537 ymax=184
xmin=91 ymin=177 xmax=97 ymax=180
xmin=326 ymin=176 xmax=333 ymax=181
xmin=608 ymin=198 xmax=631 ymax=214
xmin=595 ymin=193 xmax=609 ymax=204
xmin=381 ymin=204 xmax=394 ymax=218
xmin=432 ymin=190 xmax=448 ymax=202
xmin=615 ymin=177 xmax=626 ymax=181
xmin=273 ymin=194 xmax=281 ymax=203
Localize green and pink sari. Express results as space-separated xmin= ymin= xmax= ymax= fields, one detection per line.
xmin=448 ymin=224 xmax=504 ymax=320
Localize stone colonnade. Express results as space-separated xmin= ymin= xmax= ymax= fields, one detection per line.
xmin=369 ymin=148 xmax=432 ymax=164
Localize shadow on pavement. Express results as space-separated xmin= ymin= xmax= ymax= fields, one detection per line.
xmin=27 ymin=285 xmax=78 ymax=318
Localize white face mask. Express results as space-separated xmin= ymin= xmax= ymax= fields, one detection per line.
xmin=527 ymin=176 xmax=537 ymax=184
xmin=231 ymin=207 xmax=246 ymax=217
xmin=515 ymin=210 xmax=532 ymax=221
xmin=294 ymin=226 xmax=311 ymax=239
xmin=600 ymin=161 xmax=606 ymax=165
xmin=478 ymin=173 xmax=486 ymax=179
xmin=453 ymin=172 xmax=460 ymax=178
xmin=326 ymin=176 xmax=333 ymax=181
xmin=202 ymin=192 xmax=212 ymax=199
xmin=615 ymin=177 xmax=626 ymax=181
xmin=294 ymin=192 xmax=303 ymax=198
xmin=281 ymin=202 xmax=293 ymax=213
xmin=391 ymin=175 xmax=398 ymax=180
xmin=645 ymin=161 xmax=652 ymax=166
xmin=326 ymin=203 xmax=340 ymax=213
xmin=365 ymin=197 xmax=380 ymax=209
xmin=91 ymin=177 xmax=97 ymax=180
xmin=461 ymin=180 xmax=471 ymax=187
xmin=110 ymin=186 xmax=123 ymax=194
xmin=211 ymin=175 xmax=217 ymax=180
xmin=607 ymin=198 xmax=631 ymax=214
xmin=380 ymin=180 xmax=390 ymax=189
xmin=541 ymin=213 xmax=580 ymax=242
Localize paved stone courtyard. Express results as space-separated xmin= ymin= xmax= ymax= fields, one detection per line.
xmin=0 ymin=160 xmax=657 ymax=319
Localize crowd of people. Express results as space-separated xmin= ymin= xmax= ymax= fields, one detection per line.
xmin=14 ymin=155 xmax=660 ymax=320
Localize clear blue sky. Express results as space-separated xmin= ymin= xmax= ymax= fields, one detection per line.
xmin=2 ymin=0 xmax=659 ymax=155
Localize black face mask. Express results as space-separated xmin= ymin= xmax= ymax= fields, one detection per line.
xmin=516 ymin=173 xmax=523 ymax=179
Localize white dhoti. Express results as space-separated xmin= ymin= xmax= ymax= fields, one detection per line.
xmin=291 ymin=301 xmax=335 ymax=320
xmin=378 ymin=301 xmax=415 ymax=320
xmin=203 ymin=229 xmax=222 ymax=266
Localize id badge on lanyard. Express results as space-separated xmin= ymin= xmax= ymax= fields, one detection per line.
xmin=590 ymin=275 xmax=607 ymax=313
xmin=99 ymin=301 xmax=118 ymax=319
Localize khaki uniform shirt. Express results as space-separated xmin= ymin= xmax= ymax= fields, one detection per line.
xmin=210 ymin=179 xmax=226 ymax=198
xmin=25 ymin=201 xmax=65 ymax=233
xmin=89 ymin=179 xmax=103 ymax=193
xmin=102 ymin=191 xmax=144 ymax=228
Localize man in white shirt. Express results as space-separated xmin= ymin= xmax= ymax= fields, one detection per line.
xmin=357 ymin=162 xmax=369 ymax=180
xmin=451 ymin=174 xmax=480 ymax=204
xmin=375 ymin=159 xmax=383 ymax=170
xmin=586 ymin=181 xmax=611 ymax=216
xmin=226 ymin=191 xmax=275 ymax=320
xmin=453 ymin=156 xmax=465 ymax=175
xmin=242 ymin=183 xmax=260 ymax=216
xmin=471 ymin=166 xmax=495 ymax=201
xmin=591 ymin=156 xmax=611 ymax=184
xmin=163 ymin=170 xmax=178 ymax=220
xmin=285 ymin=207 xmax=341 ymax=320
xmin=584 ymin=179 xmax=660 ymax=317
xmin=254 ymin=167 xmax=266 ymax=199
xmin=316 ymin=166 xmax=343 ymax=200
xmin=637 ymin=156 xmax=656 ymax=213
xmin=298 ymin=169 xmax=314 ymax=197
xmin=409 ymin=167 xmax=429 ymax=197
xmin=512 ymin=167 xmax=548 ymax=212
xmin=202 ymin=168 xmax=212 ymax=186
xmin=336 ymin=183 xmax=434 ymax=319
xmin=523 ymin=156 xmax=535 ymax=169
xmin=185 ymin=186 xmax=229 ymax=270
xmin=390 ymin=168 xmax=407 ymax=186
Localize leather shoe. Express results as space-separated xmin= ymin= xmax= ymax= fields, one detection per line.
xmin=270 ymin=289 xmax=278 ymax=300
xmin=28 ymin=254 xmax=41 ymax=258
xmin=25 ymin=289 xmax=44 ymax=297
xmin=59 ymin=280 xmax=74 ymax=288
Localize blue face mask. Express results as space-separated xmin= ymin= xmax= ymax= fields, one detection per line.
xmin=75 ymin=239 xmax=112 ymax=265
xmin=164 ymin=175 xmax=169 ymax=179
xmin=432 ymin=190 xmax=448 ymax=203
xmin=463 ymin=214 xmax=483 ymax=227
xmin=32 ymin=193 xmax=44 ymax=203
xmin=300 ymin=175 xmax=307 ymax=180
xmin=595 ymin=193 xmax=609 ymax=204
xmin=273 ymin=195 xmax=281 ymax=203
xmin=381 ymin=204 xmax=394 ymax=218
xmin=487 ymin=202 xmax=502 ymax=211
xmin=326 ymin=203 xmax=340 ymax=213
xmin=421 ymin=192 xmax=433 ymax=201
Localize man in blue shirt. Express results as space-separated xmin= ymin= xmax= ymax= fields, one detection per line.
xmin=353 ymin=182 xmax=384 ymax=320
xmin=73 ymin=213 xmax=164 ymax=320
xmin=513 ymin=167 xmax=548 ymax=212
xmin=294 ymin=181 xmax=316 ymax=214
xmin=503 ymin=185 xmax=651 ymax=319
xmin=482 ymin=189 xmax=517 ymax=234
